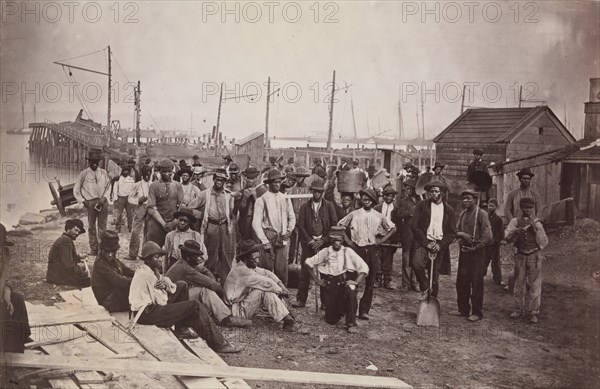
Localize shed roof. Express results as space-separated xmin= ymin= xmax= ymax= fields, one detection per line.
xmin=433 ymin=106 xmax=575 ymax=144
xmin=235 ymin=132 xmax=264 ymax=145
xmin=561 ymin=138 xmax=600 ymax=163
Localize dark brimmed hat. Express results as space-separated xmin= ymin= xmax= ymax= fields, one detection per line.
xmin=179 ymin=166 xmax=193 ymax=176
xmin=473 ymin=149 xmax=484 ymax=156
xmin=433 ymin=161 xmax=445 ymax=169
xmin=242 ymin=165 xmax=260 ymax=179
xmin=223 ymin=155 xmax=233 ymax=162
xmin=328 ymin=226 xmax=346 ymax=241
xmin=359 ymin=188 xmax=379 ymax=203
xmin=228 ymin=163 xmax=240 ymax=173
xmin=236 ymin=239 xmax=262 ymax=258
xmin=140 ymin=165 xmax=152 ymax=175
xmin=461 ymin=189 xmax=480 ymax=198
xmin=86 ymin=149 xmax=103 ymax=161
xmin=424 ymin=179 xmax=448 ymax=191
xmin=294 ymin=166 xmax=310 ymax=177
xmin=173 ymin=208 xmax=196 ymax=223
xmin=179 ymin=240 xmax=204 ymax=256
xmin=66 ymin=218 xmax=86 ymax=234
xmin=519 ymin=197 xmax=536 ymax=208
xmin=140 ymin=241 xmax=167 ymax=259
xmin=309 ymin=178 xmax=326 ymax=191
xmin=100 ymin=230 xmax=120 ymax=252
xmin=382 ymin=186 xmax=398 ymax=196
xmin=213 ymin=168 xmax=228 ymax=180
xmin=179 ymin=159 xmax=187 ymax=167
xmin=403 ymin=178 xmax=417 ymax=188
xmin=314 ymin=166 xmax=327 ymax=178
xmin=157 ymin=158 xmax=174 ymax=170
xmin=263 ymin=168 xmax=285 ymax=183
xmin=517 ymin=168 xmax=535 ymax=178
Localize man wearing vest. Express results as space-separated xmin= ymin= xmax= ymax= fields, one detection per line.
xmin=504 ymin=197 xmax=548 ymax=324
xmin=189 ymin=169 xmax=235 ymax=284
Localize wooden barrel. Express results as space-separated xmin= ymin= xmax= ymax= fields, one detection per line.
xmin=337 ymin=171 xmax=366 ymax=193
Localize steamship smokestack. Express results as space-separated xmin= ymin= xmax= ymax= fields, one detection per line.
xmin=584 ymin=78 xmax=600 ymax=140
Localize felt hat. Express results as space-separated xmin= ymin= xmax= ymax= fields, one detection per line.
xmin=179 ymin=159 xmax=188 ymax=167
xmin=263 ymin=168 xmax=285 ymax=183
xmin=473 ymin=149 xmax=484 ymax=156
xmin=309 ymin=178 xmax=326 ymax=191
xmin=294 ymin=166 xmax=310 ymax=177
xmin=223 ymin=155 xmax=233 ymax=162
xmin=69 ymin=218 xmax=86 ymax=234
xmin=213 ymin=168 xmax=228 ymax=180
xmin=236 ymin=239 xmax=262 ymax=258
xmin=100 ymin=230 xmax=120 ymax=252
xmin=228 ymin=163 xmax=240 ymax=173
xmin=179 ymin=240 xmax=204 ymax=256
xmin=517 ymin=168 xmax=535 ymax=178
xmin=424 ymin=179 xmax=448 ymax=191
xmin=403 ymin=178 xmax=417 ymax=188
xmin=242 ymin=165 xmax=260 ymax=179
xmin=328 ymin=226 xmax=346 ymax=241
xmin=382 ymin=186 xmax=398 ymax=196
xmin=433 ymin=161 xmax=445 ymax=169
xmin=140 ymin=165 xmax=152 ymax=175
xmin=140 ymin=241 xmax=167 ymax=259
xmin=460 ymin=189 xmax=480 ymax=198
xmin=86 ymin=149 xmax=103 ymax=161
xmin=173 ymin=208 xmax=196 ymax=223
xmin=179 ymin=166 xmax=193 ymax=176
xmin=313 ymin=166 xmax=327 ymax=178
xmin=359 ymin=188 xmax=379 ymax=203
xmin=519 ymin=197 xmax=536 ymax=208
xmin=157 ymin=158 xmax=174 ymax=170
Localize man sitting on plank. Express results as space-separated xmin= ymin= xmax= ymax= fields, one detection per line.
xmin=46 ymin=219 xmax=91 ymax=288
xmin=129 ymin=241 xmax=241 ymax=353
xmin=224 ymin=240 xmax=308 ymax=333
xmin=166 ymin=240 xmax=252 ymax=328
xmin=91 ymin=231 xmax=135 ymax=312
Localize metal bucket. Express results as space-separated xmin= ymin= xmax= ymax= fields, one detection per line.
xmin=337 ymin=171 xmax=366 ymax=193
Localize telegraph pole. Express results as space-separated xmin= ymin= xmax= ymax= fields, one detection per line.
xmin=215 ymin=82 xmax=223 ymax=157
xmin=106 ymin=45 xmax=111 ymax=147
xmin=327 ymin=70 xmax=336 ymax=150
xmin=265 ymin=76 xmax=271 ymax=161
xmin=134 ymin=80 xmax=141 ymax=146
xmin=461 ymin=84 xmax=466 ymax=113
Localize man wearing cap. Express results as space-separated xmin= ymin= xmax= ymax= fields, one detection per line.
xmin=338 ymin=187 xmax=396 ymax=320
xmin=237 ymin=164 xmax=261 ymax=241
xmin=432 ymin=162 xmax=447 ymax=186
xmin=466 ymin=149 xmax=488 ymax=182
xmin=127 ymin=158 xmax=141 ymax=182
xmin=292 ymin=178 xmax=338 ymax=308
xmin=73 ymin=149 xmax=111 ymax=256
xmin=46 ymin=219 xmax=91 ymax=287
xmin=305 ymin=227 xmax=369 ymax=333
xmin=455 ymin=190 xmax=493 ymax=321
xmin=374 ymin=186 xmax=402 ymax=289
xmin=173 ymin=159 xmax=189 ymax=182
xmin=252 ymin=168 xmax=296 ymax=285
xmin=505 ymin=168 xmax=541 ymax=220
xmin=224 ymin=240 xmax=306 ymax=333
xmin=396 ymin=179 xmax=421 ymax=292
xmin=146 ymin=158 xmax=184 ymax=247
xmin=112 ymin=165 xmax=136 ymax=233
xmin=130 ymin=242 xmax=240 ymax=353
xmin=192 ymin=155 xmax=202 ymax=167
xmin=166 ymin=240 xmax=252 ymax=328
xmin=222 ymin=155 xmax=233 ymax=170
xmin=163 ymin=208 xmax=204 ymax=271
xmin=191 ymin=166 xmax=208 ymax=191
xmin=179 ymin=166 xmax=202 ymax=208
xmin=411 ymin=180 xmax=456 ymax=299
xmin=1 ymin=223 xmax=31 ymax=353
xmin=92 ymin=231 xmax=135 ymax=312
xmin=286 ymin=166 xmax=312 ymax=265
xmin=127 ymin=164 xmax=153 ymax=261
xmin=189 ymin=168 xmax=236 ymax=284
xmin=227 ymin=163 xmax=243 ymax=192
xmin=504 ymin=197 xmax=548 ymax=324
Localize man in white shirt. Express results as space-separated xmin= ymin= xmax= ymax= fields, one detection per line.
xmin=252 ymin=168 xmax=296 ymax=286
xmin=305 ymin=227 xmax=369 ymax=333
xmin=127 ymin=165 xmax=152 ymax=261
xmin=179 ymin=166 xmax=202 ymax=208
xmin=338 ymin=188 xmax=396 ymax=320
xmin=374 ymin=186 xmax=402 ymax=289
xmin=73 ymin=149 xmax=111 ymax=256
xmin=129 ymin=241 xmax=240 ymax=353
xmin=112 ymin=166 xmax=135 ymax=233
xmin=163 ymin=208 xmax=204 ymax=271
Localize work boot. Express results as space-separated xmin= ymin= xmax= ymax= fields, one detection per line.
xmin=291 ymin=300 xmax=306 ymax=308
xmin=221 ymin=315 xmax=253 ymax=328
xmin=346 ymin=324 xmax=358 ymax=334
xmin=529 ymin=314 xmax=538 ymax=324
xmin=374 ymin=273 xmax=383 ymax=289
xmin=174 ymin=327 xmax=198 ymax=339
xmin=383 ymin=277 xmax=396 ymax=290
xmin=283 ymin=318 xmax=309 ymax=334
xmin=216 ymin=341 xmax=242 ymax=354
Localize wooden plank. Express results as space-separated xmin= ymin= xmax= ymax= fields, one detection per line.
xmin=7 ymin=353 xmax=412 ymax=389
xmin=23 ymin=349 xmax=80 ymax=389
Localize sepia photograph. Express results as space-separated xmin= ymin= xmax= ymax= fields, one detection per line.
xmin=1 ymin=1 xmax=599 ymax=388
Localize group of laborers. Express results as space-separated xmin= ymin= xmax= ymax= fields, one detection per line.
xmin=12 ymin=146 xmax=548 ymax=358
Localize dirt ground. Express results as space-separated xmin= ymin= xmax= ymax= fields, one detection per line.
xmin=5 ymin=209 xmax=600 ymax=389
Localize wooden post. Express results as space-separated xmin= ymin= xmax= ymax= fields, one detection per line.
xmin=265 ymin=76 xmax=271 ymax=161
xmin=327 ymin=70 xmax=335 ymax=150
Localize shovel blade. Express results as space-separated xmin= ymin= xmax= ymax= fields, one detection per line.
xmin=416 ymin=297 xmax=440 ymax=327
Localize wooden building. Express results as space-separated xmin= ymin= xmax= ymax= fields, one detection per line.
xmin=433 ymin=106 xmax=576 ymax=211
xmin=234 ymin=132 xmax=264 ymax=165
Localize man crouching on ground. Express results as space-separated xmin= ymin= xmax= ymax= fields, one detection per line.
xmin=224 ymin=240 xmax=308 ymax=334
xmin=129 ymin=241 xmax=241 ymax=353
xmin=305 ymin=226 xmax=368 ymax=333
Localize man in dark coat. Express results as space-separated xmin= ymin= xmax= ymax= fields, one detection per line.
xmin=466 ymin=149 xmax=488 ymax=181
xmin=411 ymin=180 xmax=456 ymax=299
xmin=46 ymin=219 xmax=91 ymax=287
xmin=374 ymin=186 xmax=403 ymax=289
xmin=91 ymin=231 xmax=135 ymax=312
xmin=292 ymin=178 xmax=338 ymax=308
xmin=236 ymin=164 xmax=261 ymax=241
xmin=396 ymin=178 xmax=420 ymax=291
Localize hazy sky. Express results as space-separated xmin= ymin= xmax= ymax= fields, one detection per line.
xmin=1 ymin=0 xmax=599 ymax=141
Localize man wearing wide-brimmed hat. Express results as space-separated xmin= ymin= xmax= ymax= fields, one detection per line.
xmin=92 ymin=231 xmax=135 ymax=312
xmin=338 ymin=187 xmax=396 ymax=320
xmin=129 ymin=241 xmax=241 ymax=353
xmin=126 ymin=164 xmax=153 ymax=261
xmin=292 ymin=177 xmax=338 ymax=308
xmin=305 ymin=226 xmax=369 ymax=333
xmin=285 ymin=165 xmax=312 ymax=265
xmin=455 ymin=189 xmax=492 ymax=322
xmin=466 ymin=149 xmax=488 ymax=181
xmin=223 ymin=239 xmax=307 ymax=333
xmin=166 ymin=240 xmax=252 ymax=328
xmin=505 ymin=167 xmax=541 ymax=220
xmin=73 ymin=149 xmax=111 ymax=256
xmin=237 ymin=164 xmax=262 ymax=241
xmin=163 ymin=208 xmax=204 ymax=271
xmin=189 ymin=168 xmax=235 ymax=284
xmin=178 ymin=166 xmax=202 ymax=208
xmin=374 ymin=186 xmax=402 ymax=289
xmin=396 ymin=178 xmax=421 ymax=292
xmin=252 ymin=168 xmax=296 ymax=285
xmin=111 ymin=165 xmax=135 ymax=233
xmin=411 ymin=180 xmax=456 ymax=300
xmin=191 ymin=166 xmax=208 ymax=191
xmin=46 ymin=219 xmax=91 ymax=287
xmin=432 ymin=161 xmax=447 ymax=185
xmin=146 ymin=158 xmax=184 ymax=247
